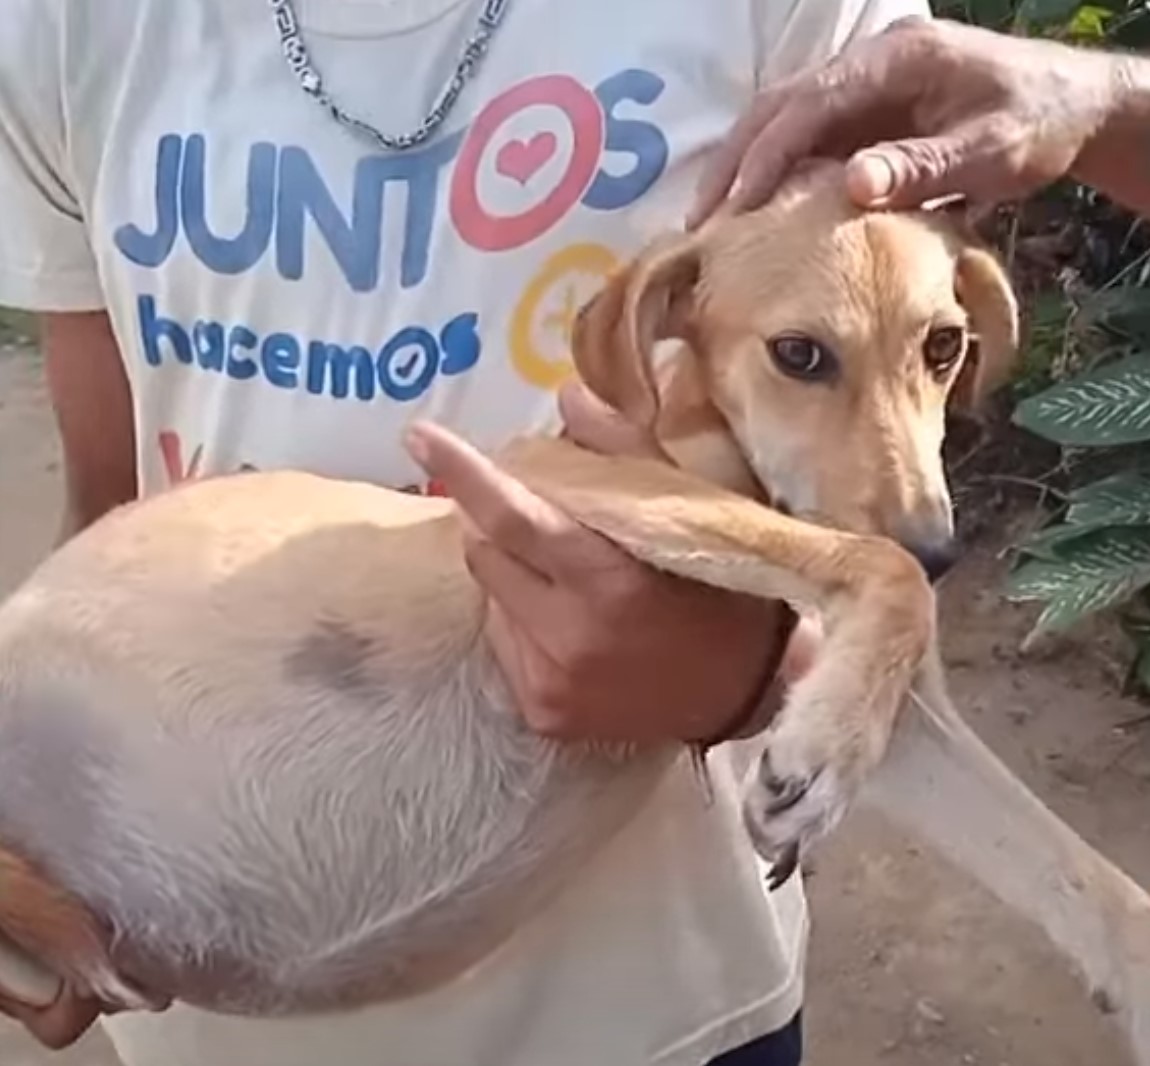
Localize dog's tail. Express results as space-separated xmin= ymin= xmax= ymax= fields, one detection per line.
xmin=865 ymin=647 xmax=1150 ymax=1066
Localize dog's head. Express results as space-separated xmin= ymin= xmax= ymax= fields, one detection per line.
xmin=573 ymin=162 xmax=1019 ymax=581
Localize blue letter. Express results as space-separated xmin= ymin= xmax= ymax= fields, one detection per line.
xmin=193 ymin=320 xmax=226 ymax=371
xmin=227 ymin=326 xmax=259 ymax=380
xmin=306 ymin=341 xmax=375 ymax=401
xmin=377 ymin=327 xmax=438 ymax=402
xmin=359 ymin=131 xmax=462 ymax=290
xmin=261 ymin=333 xmax=301 ymax=389
xmin=438 ymin=312 xmax=481 ymax=376
xmin=584 ymin=70 xmax=668 ymax=211
xmin=277 ymin=147 xmax=386 ymax=293
xmin=138 ymin=295 xmax=191 ymax=367
xmin=115 ymin=135 xmax=182 ymax=267
xmin=182 ymin=135 xmax=276 ymax=275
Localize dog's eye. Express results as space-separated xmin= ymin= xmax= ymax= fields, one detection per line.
xmin=924 ymin=326 xmax=966 ymax=373
xmin=768 ymin=334 xmax=837 ymax=382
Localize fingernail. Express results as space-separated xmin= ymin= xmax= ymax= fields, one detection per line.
xmin=403 ymin=425 xmax=430 ymax=467
xmin=849 ymin=153 xmax=895 ymax=204
xmin=686 ymin=173 xmax=711 ymax=227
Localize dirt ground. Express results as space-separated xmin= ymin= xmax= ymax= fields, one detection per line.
xmin=0 ymin=343 xmax=1147 ymax=1066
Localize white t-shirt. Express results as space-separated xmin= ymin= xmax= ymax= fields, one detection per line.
xmin=0 ymin=1 xmax=927 ymax=1063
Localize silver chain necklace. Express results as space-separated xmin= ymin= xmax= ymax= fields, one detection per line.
xmin=267 ymin=0 xmax=512 ymax=152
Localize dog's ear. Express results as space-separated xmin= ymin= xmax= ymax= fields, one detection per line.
xmin=0 ymin=846 xmax=153 ymax=1013
xmin=951 ymin=245 xmax=1020 ymax=411
xmin=571 ymin=233 xmax=701 ymax=429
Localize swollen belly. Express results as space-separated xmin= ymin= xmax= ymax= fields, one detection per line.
xmin=0 ymin=632 xmax=670 ymax=1015
xmin=0 ymin=472 xmax=674 ymax=1015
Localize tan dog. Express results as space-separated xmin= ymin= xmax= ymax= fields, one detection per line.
xmin=0 ymin=164 xmax=1146 ymax=1061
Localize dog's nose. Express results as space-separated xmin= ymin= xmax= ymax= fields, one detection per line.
xmin=901 ymin=537 xmax=961 ymax=584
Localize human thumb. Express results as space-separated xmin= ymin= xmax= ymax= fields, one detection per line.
xmin=845 ymin=128 xmax=984 ymax=209
xmin=557 ymin=379 xmax=667 ymax=461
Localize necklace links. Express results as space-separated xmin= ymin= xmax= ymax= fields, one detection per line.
xmin=268 ymin=0 xmax=512 ymax=152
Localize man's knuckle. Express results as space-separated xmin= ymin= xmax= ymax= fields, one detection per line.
xmin=887 ymin=13 xmax=921 ymax=32
xmin=892 ymin=16 xmax=950 ymax=70
xmin=893 ymin=13 xmax=939 ymax=46
xmin=810 ymin=62 xmax=849 ymax=101
xmin=895 ymin=137 xmax=954 ymax=179
xmin=985 ymin=113 xmax=1026 ymax=147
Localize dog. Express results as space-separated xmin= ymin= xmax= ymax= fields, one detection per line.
xmin=0 ymin=162 xmax=1147 ymax=1061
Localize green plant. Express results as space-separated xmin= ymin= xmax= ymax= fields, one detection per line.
xmin=1008 ymin=285 xmax=1150 ymax=676
xmin=937 ymin=0 xmax=1150 ymax=42
xmin=931 ymin=1 xmax=1150 ymax=689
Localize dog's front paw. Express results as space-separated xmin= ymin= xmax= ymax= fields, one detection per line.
xmin=741 ymin=733 xmax=853 ymax=889
xmin=740 ymin=679 xmax=900 ymax=887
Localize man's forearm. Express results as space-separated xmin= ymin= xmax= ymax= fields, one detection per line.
xmin=53 ymin=491 xmax=130 ymax=548
xmin=39 ymin=311 xmax=138 ymax=550
xmin=52 ymin=457 xmax=137 ymax=548
xmin=1072 ymin=52 xmax=1150 ymax=217
xmin=54 ymin=502 xmax=100 ymax=547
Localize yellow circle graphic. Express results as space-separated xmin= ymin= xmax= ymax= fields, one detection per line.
xmin=509 ymin=242 xmax=620 ymax=390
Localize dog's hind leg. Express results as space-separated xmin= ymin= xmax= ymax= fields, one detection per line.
xmin=863 ymin=647 xmax=1150 ymax=1066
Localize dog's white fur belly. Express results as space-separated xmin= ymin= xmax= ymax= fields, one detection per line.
xmin=0 ymin=474 xmax=670 ymax=1014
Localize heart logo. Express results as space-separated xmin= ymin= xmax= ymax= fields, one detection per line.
xmin=495 ymin=132 xmax=558 ymax=186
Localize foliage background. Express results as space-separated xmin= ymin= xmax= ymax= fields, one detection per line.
xmin=937 ymin=1 xmax=1150 ymax=693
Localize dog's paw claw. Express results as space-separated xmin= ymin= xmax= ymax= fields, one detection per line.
xmin=759 ymin=753 xmax=819 ymax=816
xmin=765 ymin=843 xmax=800 ymax=891
xmin=741 ymin=729 xmax=853 ymax=873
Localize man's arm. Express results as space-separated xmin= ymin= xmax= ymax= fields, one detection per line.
xmin=1072 ymin=53 xmax=1150 ymax=218
xmin=0 ymin=3 xmax=140 ymax=1047
xmin=0 ymin=4 xmax=133 ymax=537
xmin=692 ymin=18 xmax=1150 ymax=224
xmin=40 ymin=312 xmax=137 ymax=543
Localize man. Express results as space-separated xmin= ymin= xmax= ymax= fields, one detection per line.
xmin=0 ymin=1 xmax=922 ymax=1064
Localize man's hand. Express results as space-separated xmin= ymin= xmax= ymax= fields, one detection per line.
xmin=405 ymin=382 xmax=817 ymax=744
xmin=689 ymin=17 xmax=1127 ymax=224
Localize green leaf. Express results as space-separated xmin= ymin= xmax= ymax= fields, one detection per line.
xmin=1008 ymin=525 xmax=1150 ymax=597
xmin=1080 ymin=287 xmax=1150 ymax=342
xmin=1016 ymin=0 xmax=1088 ymax=26
xmin=1013 ymin=353 xmax=1150 ymax=446
xmin=1067 ymin=471 xmax=1150 ymax=526
xmin=1007 ymin=526 xmax=1150 ymax=640
xmin=1066 ymin=3 xmax=1114 ymax=37
xmin=1018 ymin=520 xmax=1101 ymax=559
xmin=1026 ymin=578 xmax=1134 ymax=640
xmin=1014 ymin=471 xmax=1150 ymax=561
xmin=964 ymin=0 xmax=1018 ymax=27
